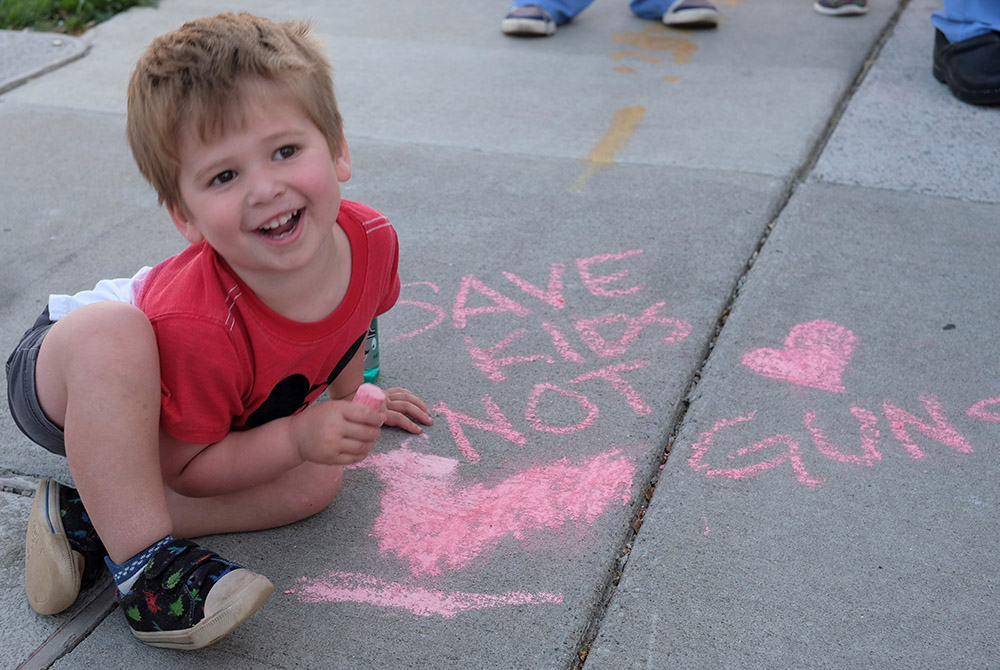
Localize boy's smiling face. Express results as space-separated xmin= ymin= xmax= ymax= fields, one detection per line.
xmin=168 ymin=78 xmax=351 ymax=287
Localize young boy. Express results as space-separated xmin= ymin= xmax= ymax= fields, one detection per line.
xmin=5 ymin=13 xmax=432 ymax=649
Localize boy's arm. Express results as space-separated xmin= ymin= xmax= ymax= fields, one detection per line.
xmin=325 ymin=347 xmax=433 ymax=434
xmin=159 ymin=396 xmax=384 ymax=497
xmin=160 ymin=346 xmax=430 ymax=497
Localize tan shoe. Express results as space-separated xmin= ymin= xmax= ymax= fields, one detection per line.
xmin=25 ymin=479 xmax=85 ymax=615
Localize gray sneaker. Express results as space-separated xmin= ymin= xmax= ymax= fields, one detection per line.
xmin=662 ymin=0 xmax=720 ymax=28
xmin=501 ymin=5 xmax=557 ymax=36
xmin=814 ymin=0 xmax=868 ymax=16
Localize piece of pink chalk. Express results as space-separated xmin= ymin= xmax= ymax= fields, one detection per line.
xmin=353 ymin=383 xmax=386 ymax=411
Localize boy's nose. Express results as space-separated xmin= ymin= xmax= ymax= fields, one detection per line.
xmin=247 ymin=170 xmax=286 ymax=205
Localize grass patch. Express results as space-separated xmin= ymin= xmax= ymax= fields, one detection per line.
xmin=0 ymin=0 xmax=157 ymax=34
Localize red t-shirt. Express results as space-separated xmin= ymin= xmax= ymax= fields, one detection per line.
xmin=134 ymin=200 xmax=400 ymax=444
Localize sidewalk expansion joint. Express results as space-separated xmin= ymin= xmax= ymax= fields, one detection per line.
xmin=17 ymin=581 xmax=117 ymax=670
xmin=568 ymin=4 xmax=912 ymax=668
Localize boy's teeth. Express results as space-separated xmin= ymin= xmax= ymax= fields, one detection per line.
xmin=260 ymin=210 xmax=298 ymax=231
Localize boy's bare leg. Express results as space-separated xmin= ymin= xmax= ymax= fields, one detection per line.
xmin=32 ymin=302 xmax=273 ymax=648
xmin=166 ymin=462 xmax=346 ymax=538
xmin=35 ymin=301 xmax=173 ymax=563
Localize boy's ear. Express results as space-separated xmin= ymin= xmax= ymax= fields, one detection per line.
xmin=336 ymin=133 xmax=351 ymax=183
xmin=166 ymin=201 xmax=205 ymax=245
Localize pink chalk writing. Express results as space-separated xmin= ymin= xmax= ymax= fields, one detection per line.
xmin=689 ymin=412 xmax=823 ymax=488
xmin=503 ymin=263 xmax=567 ymax=310
xmin=452 ymin=275 xmax=531 ymax=329
xmin=968 ymin=395 xmax=1000 ymax=423
xmin=804 ymin=406 xmax=881 ymax=466
xmin=464 ymin=329 xmax=555 ymax=383
xmin=286 ymin=571 xmax=563 ymax=618
xmin=689 ymin=393 xmax=987 ymax=488
xmin=883 ymin=393 xmax=974 ymax=459
xmin=575 ymin=250 xmax=646 ymax=297
xmin=391 ymin=282 xmax=447 ymax=343
xmin=434 ymin=395 xmax=527 ymax=464
xmin=741 ymin=320 xmax=857 ymax=393
xmin=575 ymin=302 xmax=692 ymax=357
xmin=525 ymin=383 xmax=600 ymax=434
xmin=356 ymin=446 xmax=635 ymax=576
xmin=571 ymin=360 xmax=653 ymax=416
xmin=541 ymin=322 xmax=586 ymax=363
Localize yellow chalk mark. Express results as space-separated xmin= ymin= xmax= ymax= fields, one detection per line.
xmin=611 ymin=26 xmax=697 ymax=64
xmin=611 ymin=50 xmax=662 ymax=66
xmin=613 ymin=65 xmax=638 ymax=74
xmin=662 ymin=75 xmax=681 ymax=83
xmin=571 ymin=105 xmax=647 ymax=193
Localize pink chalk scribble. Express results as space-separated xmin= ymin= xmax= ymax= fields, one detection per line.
xmin=688 ymin=412 xmax=823 ymax=487
xmin=356 ymin=446 xmax=635 ymax=576
xmin=968 ymin=396 xmax=1000 ymax=423
xmin=741 ymin=320 xmax=857 ymax=393
xmin=286 ymin=572 xmax=563 ymax=618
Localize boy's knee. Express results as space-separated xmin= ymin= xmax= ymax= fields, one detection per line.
xmin=41 ymin=302 xmax=158 ymax=386
xmin=51 ymin=302 xmax=155 ymax=357
xmin=281 ymin=466 xmax=344 ymax=520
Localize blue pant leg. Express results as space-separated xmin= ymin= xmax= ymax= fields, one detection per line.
xmin=509 ymin=0 xmax=596 ymax=24
xmin=629 ymin=0 xmax=673 ymax=21
xmin=932 ymin=0 xmax=1000 ymax=43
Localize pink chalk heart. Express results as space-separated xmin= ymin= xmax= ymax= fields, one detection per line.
xmin=741 ymin=320 xmax=857 ymax=393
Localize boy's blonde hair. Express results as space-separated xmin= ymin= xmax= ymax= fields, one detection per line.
xmin=127 ymin=13 xmax=344 ymax=209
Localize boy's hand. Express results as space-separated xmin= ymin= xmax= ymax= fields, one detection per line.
xmin=293 ymin=401 xmax=386 ymax=466
xmin=383 ymin=387 xmax=433 ymax=434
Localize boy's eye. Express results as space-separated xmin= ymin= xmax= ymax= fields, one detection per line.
xmin=211 ymin=170 xmax=237 ymax=186
xmin=274 ymin=145 xmax=297 ymax=160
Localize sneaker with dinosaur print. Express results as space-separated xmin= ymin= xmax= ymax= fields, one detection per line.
xmin=119 ymin=538 xmax=273 ymax=649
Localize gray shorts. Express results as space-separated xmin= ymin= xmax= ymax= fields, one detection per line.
xmin=5 ymin=307 xmax=66 ymax=456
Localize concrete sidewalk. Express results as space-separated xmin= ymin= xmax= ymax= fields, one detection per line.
xmin=2 ymin=0 xmax=998 ymax=668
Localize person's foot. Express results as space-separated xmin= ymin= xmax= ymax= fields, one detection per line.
xmin=662 ymin=0 xmax=719 ymax=28
xmin=813 ymin=0 xmax=868 ymax=16
xmin=501 ymin=5 xmax=557 ymax=37
xmin=120 ymin=538 xmax=273 ymax=649
xmin=25 ymin=479 xmax=106 ymax=615
xmin=933 ymin=29 xmax=1000 ymax=106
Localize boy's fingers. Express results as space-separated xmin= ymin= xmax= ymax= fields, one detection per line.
xmin=385 ymin=411 xmax=424 ymax=435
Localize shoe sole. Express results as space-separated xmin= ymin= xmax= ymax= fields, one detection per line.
xmin=130 ymin=569 xmax=274 ymax=649
xmin=501 ymin=18 xmax=555 ymax=36
xmin=25 ymin=479 xmax=84 ymax=615
xmin=933 ymin=53 xmax=1000 ymax=106
xmin=813 ymin=3 xmax=868 ymax=15
xmin=662 ymin=9 xmax=719 ymax=28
